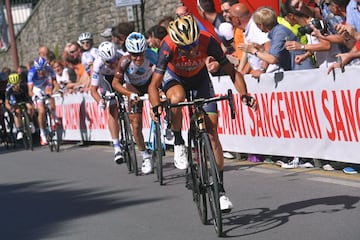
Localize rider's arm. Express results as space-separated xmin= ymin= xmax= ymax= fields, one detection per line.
xmin=148 ymin=72 xmax=164 ymax=111
xmin=112 ymin=56 xmax=133 ymax=98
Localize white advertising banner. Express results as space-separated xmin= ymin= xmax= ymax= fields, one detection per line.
xmin=55 ymin=66 xmax=360 ymax=164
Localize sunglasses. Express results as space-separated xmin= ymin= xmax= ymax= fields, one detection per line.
xmin=130 ymin=52 xmax=144 ymax=57
xmin=36 ymin=67 xmax=45 ymax=71
xmin=81 ymin=40 xmax=91 ymax=45
xmin=69 ymin=49 xmax=78 ymax=54
xmin=105 ymin=57 xmax=117 ymax=64
xmin=178 ymin=40 xmax=199 ymax=51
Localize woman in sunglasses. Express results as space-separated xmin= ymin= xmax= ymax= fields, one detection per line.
xmin=148 ymin=15 xmax=258 ymax=213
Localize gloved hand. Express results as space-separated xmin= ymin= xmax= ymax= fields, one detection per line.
xmin=130 ymin=93 xmax=139 ymax=101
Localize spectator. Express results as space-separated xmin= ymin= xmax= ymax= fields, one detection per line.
xmin=220 ymin=0 xmax=239 ymax=22
xmin=64 ymin=42 xmax=90 ymax=91
xmin=112 ymin=22 xmax=135 ymax=54
xmin=100 ymin=28 xmax=113 ymax=42
xmin=239 ymin=6 xmax=313 ymax=72
xmin=197 ymin=0 xmax=235 ymax=54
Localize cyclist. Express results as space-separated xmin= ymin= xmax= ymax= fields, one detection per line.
xmin=5 ymin=73 xmax=35 ymax=139
xmin=148 ymin=15 xmax=257 ymax=212
xmin=90 ymin=41 xmax=123 ymax=164
xmin=112 ymin=32 xmax=154 ymax=175
xmin=78 ymin=32 xmax=99 ymax=76
xmin=27 ymin=56 xmax=57 ymax=145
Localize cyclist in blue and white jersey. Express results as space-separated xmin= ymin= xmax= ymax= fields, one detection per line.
xmin=27 ymin=56 xmax=57 ymax=145
xmin=112 ymin=32 xmax=155 ymax=175
xmin=78 ymin=32 xmax=99 ymax=76
xmin=90 ymin=41 xmax=124 ymax=164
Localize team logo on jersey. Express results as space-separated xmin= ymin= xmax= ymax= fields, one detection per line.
xmin=92 ymin=73 xmax=99 ymax=79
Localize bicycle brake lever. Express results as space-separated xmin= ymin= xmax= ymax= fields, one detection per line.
xmin=227 ymin=89 xmax=236 ymax=120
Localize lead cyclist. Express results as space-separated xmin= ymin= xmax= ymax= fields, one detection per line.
xmin=148 ymin=15 xmax=258 ymax=212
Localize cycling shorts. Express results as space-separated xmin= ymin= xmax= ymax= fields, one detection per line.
xmin=162 ymin=68 xmax=217 ymax=113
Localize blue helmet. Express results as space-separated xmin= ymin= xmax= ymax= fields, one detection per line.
xmin=125 ymin=32 xmax=147 ymax=53
xmin=34 ymin=56 xmax=47 ymax=70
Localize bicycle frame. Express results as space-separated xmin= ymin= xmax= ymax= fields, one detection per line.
xmin=166 ymin=89 xmax=235 ymax=237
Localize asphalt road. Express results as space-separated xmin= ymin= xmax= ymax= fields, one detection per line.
xmin=0 ymin=142 xmax=360 ymax=240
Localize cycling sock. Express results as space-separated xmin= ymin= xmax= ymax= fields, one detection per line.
xmin=113 ymin=139 xmax=121 ymax=153
xmin=219 ymin=171 xmax=225 ymax=193
xmin=40 ymin=128 xmax=46 ymax=136
xmin=173 ymin=131 xmax=184 ymax=145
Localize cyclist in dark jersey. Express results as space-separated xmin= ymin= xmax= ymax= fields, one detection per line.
xmin=148 ymin=15 xmax=257 ymax=212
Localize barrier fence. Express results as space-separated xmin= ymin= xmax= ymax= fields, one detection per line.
xmin=54 ymin=66 xmax=360 ymax=164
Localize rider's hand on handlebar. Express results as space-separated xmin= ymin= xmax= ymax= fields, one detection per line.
xmin=130 ymin=93 xmax=139 ymax=101
xmin=151 ymin=104 xmax=163 ymax=122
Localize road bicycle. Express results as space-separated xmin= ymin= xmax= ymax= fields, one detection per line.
xmin=166 ymin=89 xmax=235 ymax=237
xmin=39 ymin=94 xmax=61 ymax=152
xmin=16 ymin=101 xmax=34 ymax=151
xmin=103 ymin=92 xmax=139 ymax=176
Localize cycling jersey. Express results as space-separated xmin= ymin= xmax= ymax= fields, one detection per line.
xmin=155 ymin=31 xmax=227 ymax=113
xmin=81 ymin=47 xmax=99 ymax=74
xmin=5 ymin=85 xmax=30 ymax=105
xmin=91 ymin=52 xmax=123 ymax=87
xmin=122 ymin=56 xmax=153 ymax=87
xmin=27 ymin=66 xmax=55 ymax=89
xmin=155 ymin=31 xmax=227 ymax=78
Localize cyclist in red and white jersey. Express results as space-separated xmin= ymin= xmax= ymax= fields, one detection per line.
xmin=90 ymin=41 xmax=124 ymax=164
xmin=112 ymin=32 xmax=154 ymax=175
xmin=148 ymin=15 xmax=257 ymax=212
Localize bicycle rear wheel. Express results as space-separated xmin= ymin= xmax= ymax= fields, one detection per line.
xmin=188 ymin=132 xmax=207 ymax=224
xmin=154 ymin=121 xmax=163 ymax=185
xmin=124 ymin=113 xmax=138 ymax=176
xmin=201 ymin=133 xmax=222 ymax=236
xmin=53 ymin=123 xmax=60 ymax=152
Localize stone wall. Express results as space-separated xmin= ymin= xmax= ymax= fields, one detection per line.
xmin=0 ymin=0 xmax=182 ymax=70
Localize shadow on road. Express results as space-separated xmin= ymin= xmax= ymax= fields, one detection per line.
xmin=222 ymin=195 xmax=360 ymax=238
xmin=0 ymin=180 xmax=167 ymax=240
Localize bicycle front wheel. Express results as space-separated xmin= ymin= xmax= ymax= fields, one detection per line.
xmin=188 ymin=132 xmax=207 ymax=224
xmin=200 ymin=133 xmax=222 ymax=236
xmin=124 ymin=113 xmax=138 ymax=176
xmin=154 ymin=121 xmax=164 ymax=185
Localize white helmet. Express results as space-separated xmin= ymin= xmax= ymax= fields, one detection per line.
xmin=125 ymin=32 xmax=147 ymax=53
xmin=98 ymin=41 xmax=116 ymax=61
xmin=78 ymin=32 xmax=93 ymax=42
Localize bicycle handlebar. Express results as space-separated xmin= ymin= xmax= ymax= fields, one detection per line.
xmin=165 ymin=89 xmax=236 ymax=129
xmin=166 ymin=89 xmax=236 ymax=120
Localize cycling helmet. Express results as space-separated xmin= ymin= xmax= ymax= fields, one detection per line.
xmin=168 ymin=15 xmax=200 ymax=46
xmin=34 ymin=56 xmax=47 ymax=69
xmin=78 ymin=32 xmax=93 ymax=42
xmin=125 ymin=32 xmax=147 ymax=53
xmin=98 ymin=41 xmax=116 ymax=61
xmin=8 ymin=73 xmax=20 ymax=85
